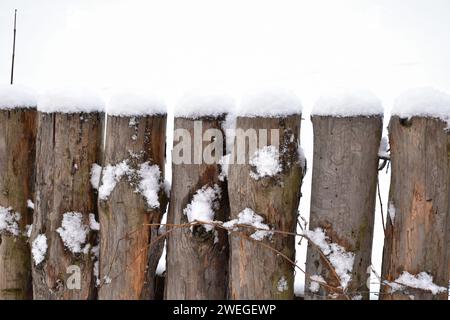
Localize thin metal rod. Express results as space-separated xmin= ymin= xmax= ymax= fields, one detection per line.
xmin=10 ymin=9 xmax=17 ymax=85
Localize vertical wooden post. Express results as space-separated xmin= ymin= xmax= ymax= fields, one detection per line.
xmin=98 ymin=109 xmax=167 ymax=300
xmin=0 ymin=89 xmax=37 ymax=299
xmin=227 ymin=113 xmax=303 ymax=300
xmin=305 ymin=115 xmax=382 ymax=300
xmin=380 ymin=116 xmax=450 ymax=300
xmin=165 ymin=113 xmax=229 ymax=299
xmin=31 ymin=96 xmax=104 ymax=299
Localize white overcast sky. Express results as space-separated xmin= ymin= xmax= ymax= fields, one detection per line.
xmin=1 ymin=0 xmax=450 ymax=107
xmin=1 ymin=0 xmax=449 ymax=297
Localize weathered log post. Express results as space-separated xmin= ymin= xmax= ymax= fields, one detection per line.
xmin=304 ymin=92 xmax=383 ymax=300
xmin=380 ymin=88 xmax=450 ymax=300
xmin=227 ymin=91 xmax=304 ymax=299
xmin=31 ymin=89 xmax=104 ymax=299
xmin=98 ymin=94 xmax=167 ymax=300
xmin=0 ymin=86 xmax=37 ymax=299
xmin=165 ymin=94 xmax=232 ymax=299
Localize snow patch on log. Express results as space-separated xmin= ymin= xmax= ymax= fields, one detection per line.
xmin=137 ymin=162 xmax=162 ymax=209
xmin=38 ymin=87 xmax=104 ymax=113
xmin=238 ymin=88 xmax=302 ymax=117
xmin=106 ymin=91 xmax=166 ymax=116
xmin=90 ymin=163 xmax=102 ymax=190
xmin=98 ymin=160 xmax=131 ymax=200
xmin=0 ymin=84 xmax=37 ymax=109
xmin=385 ymin=271 xmax=447 ymax=295
xmin=312 ymin=89 xmax=383 ymax=117
xmin=223 ymin=208 xmax=272 ymax=241
xmin=249 ymin=145 xmax=282 ymax=180
xmin=388 ymin=201 xmax=396 ymax=224
xmin=183 ymin=184 xmax=222 ymax=232
xmin=305 ymin=228 xmax=355 ymax=289
xmin=56 ymin=212 xmax=90 ymax=254
xmin=0 ymin=206 xmax=21 ymax=236
xmin=392 ymin=87 xmax=450 ymax=122
xmin=277 ymin=276 xmax=288 ymax=292
xmin=309 ymin=274 xmax=326 ymax=293
xmin=32 ymin=234 xmax=48 ymax=266
xmin=174 ymin=92 xmax=235 ymax=118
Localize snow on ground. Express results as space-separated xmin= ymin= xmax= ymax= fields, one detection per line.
xmin=238 ymin=88 xmax=302 ymax=117
xmin=223 ymin=208 xmax=272 ymax=241
xmin=249 ymin=145 xmax=282 ymax=180
xmin=385 ymin=271 xmax=447 ymax=295
xmin=305 ymin=227 xmax=355 ymax=289
xmin=56 ymin=212 xmax=90 ymax=254
xmin=183 ymin=184 xmax=221 ymax=232
xmin=0 ymin=206 xmax=21 ymax=236
xmin=106 ymin=91 xmax=166 ymax=116
xmin=174 ymin=92 xmax=235 ymax=119
xmin=37 ymin=87 xmax=104 ymax=113
xmin=392 ymin=87 xmax=450 ymax=122
xmin=32 ymin=234 xmax=48 ymax=266
xmin=312 ymin=89 xmax=383 ymax=117
xmin=0 ymin=85 xmax=37 ymax=109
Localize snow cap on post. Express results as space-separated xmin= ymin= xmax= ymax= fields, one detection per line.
xmin=106 ymin=91 xmax=166 ymax=117
xmin=312 ymin=89 xmax=383 ymax=117
xmin=174 ymin=91 xmax=235 ymax=119
xmin=392 ymin=87 xmax=450 ymax=121
xmin=0 ymin=84 xmax=37 ymax=109
xmin=238 ymin=88 xmax=302 ymax=117
xmin=38 ymin=87 xmax=104 ymax=114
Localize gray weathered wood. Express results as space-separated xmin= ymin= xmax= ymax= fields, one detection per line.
xmin=0 ymin=109 xmax=36 ymax=299
xmin=227 ymin=115 xmax=303 ymax=300
xmin=380 ymin=116 xmax=450 ymax=300
xmin=165 ymin=116 xmax=229 ymax=299
xmin=304 ymin=116 xmax=382 ymax=300
xmin=98 ymin=114 xmax=167 ymax=300
xmin=31 ymin=112 xmax=103 ymax=300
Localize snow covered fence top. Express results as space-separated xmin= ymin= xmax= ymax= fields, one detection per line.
xmin=312 ymin=89 xmax=383 ymax=117
xmin=392 ymin=87 xmax=450 ymax=121
xmin=38 ymin=87 xmax=105 ymax=114
xmin=106 ymin=91 xmax=166 ymax=117
xmin=174 ymin=92 xmax=235 ymax=118
xmin=0 ymin=84 xmax=37 ymax=110
xmin=237 ymin=88 xmax=302 ymax=117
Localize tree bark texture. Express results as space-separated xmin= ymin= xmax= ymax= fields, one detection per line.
xmin=227 ymin=115 xmax=303 ymax=300
xmin=304 ymin=116 xmax=382 ymax=300
xmin=165 ymin=116 xmax=229 ymax=299
xmin=31 ymin=112 xmax=103 ymax=300
xmin=98 ymin=115 xmax=167 ymax=300
xmin=380 ymin=116 xmax=450 ymax=300
xmin=0 ymin=109 xmax=36 ymax=299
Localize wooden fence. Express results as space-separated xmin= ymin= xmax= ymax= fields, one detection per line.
xmin=0 ymin=104 xmax=449 ymax=300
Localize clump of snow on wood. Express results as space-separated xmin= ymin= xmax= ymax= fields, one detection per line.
xmin=238 ymin=88 xmax=302 ymax=117
xmin=0 ymin=85 xmax=37 ymax=109
xmin=25 ymin=224 xmax=33 ymax=238
xmin=174 ymin=92 xmax=235 ymax=118
xmin=218 ymin=154 xmax=231 ymax=181
xmin=309 ymin=274 xmax=326 ymax=293
xmin=249 ymin=145 xmax=282 ymax=180
xmin=392 ymin=87 xmax=450 ymax=122
xmin=183 ymin=185 xmax=221 ymax=232
xmin=89 ymin=213 xmax=100 ymax=231
xmin=0 ymin=206 xmax=21 ymax=236
xmin=223 ymin=208 xmax=272 ymax=241
xmin=98 ymin=160 xmax=131 ymax=200
xmin=32 ymin=234 xmax=48 ymax=266
xmin=388 ymin=201 xmax=396 ymax=224
xmin=137 ymin=162 xmax=161 ymax=209
xmin=305 ymin=228 xmax=355 ymax=289
xmin=56 ymin=212 xmax=90 ymax=254
xmin=38 ymin=87 xmax=104 ymax=113
xmin=277 ymin=276 xmax=288 ymax=292
xmin=90 ymin=163 xmax=102 ymax=190
xmin=106 ymin=91 xmax=166 ymax=116
xmin=385 ymin=271 xmax=447 ymax=295
xmin=312 ymin=89 xmax=383 ymax=117
xmin=27 ymin=199 xmax=35 ymax=210
xmin=378 ymin=136 xmax=390 ymax=159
